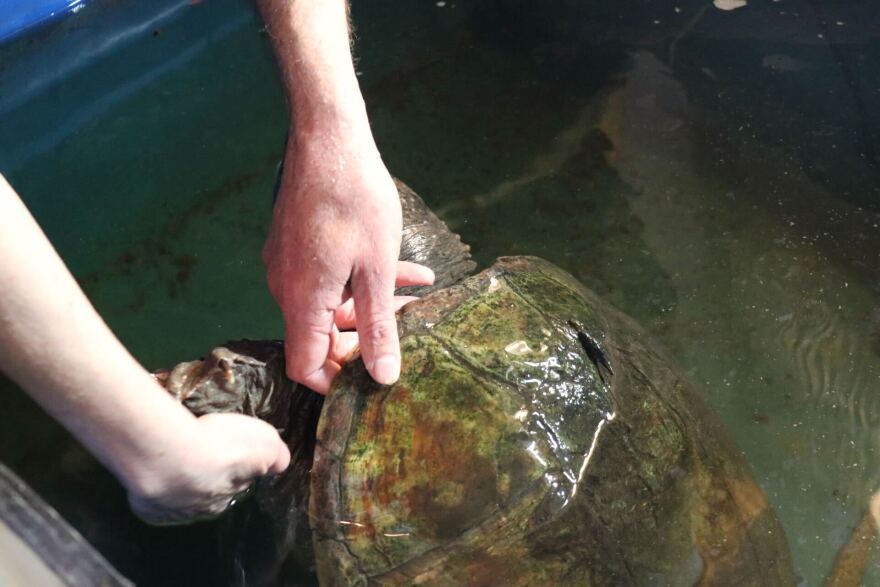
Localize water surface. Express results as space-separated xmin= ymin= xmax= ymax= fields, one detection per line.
xmin=0 ymin=0 xmax=878 ymax=584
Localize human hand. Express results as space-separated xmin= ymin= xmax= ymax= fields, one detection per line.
xmin=126 ymin=412 xmax=290 ymax=525
xmin=263 ymin=130 xmax=433 ymax=393
xmin=0 ymin=174 xmax=291 ymax=526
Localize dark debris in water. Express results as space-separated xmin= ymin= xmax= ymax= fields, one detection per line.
xmin=751 ymin=413 xmax=769 ymax=425
xmin=79 ymin=153 xmax=278 ymax=309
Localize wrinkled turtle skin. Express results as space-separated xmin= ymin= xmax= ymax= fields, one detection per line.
xmin=156 ymin=181 xmax=795 ymax=586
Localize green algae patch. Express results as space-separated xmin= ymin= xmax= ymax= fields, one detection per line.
xmin=309 ymin=257 xmax=795 ymax=586
xmin=325 ymin=335 xmax=544 ymax=577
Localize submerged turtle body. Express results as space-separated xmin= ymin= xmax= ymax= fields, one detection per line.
xmin=156 ymin=181 xmax=795 ymax=585
xmin=311 ymin=255 xmax=793 ymax=586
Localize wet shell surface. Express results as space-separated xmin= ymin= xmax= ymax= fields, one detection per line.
xmin=310 ymin=256 xmax=795 ymax=586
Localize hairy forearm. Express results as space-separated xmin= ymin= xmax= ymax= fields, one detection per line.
xmin=0 ymin=175 xmax=195 ymax=492
xmin=255 ymin=0 xmax=372 ymax=140
xmin=255 ymin=1 xmax=410 ymax=390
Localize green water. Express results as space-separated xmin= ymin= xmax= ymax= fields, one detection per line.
xmin=1 ymin=0 xmax=879 ymax=584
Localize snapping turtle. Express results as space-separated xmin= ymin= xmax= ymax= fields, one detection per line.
xmin=155 ymin=181 xmax=795 ymax=585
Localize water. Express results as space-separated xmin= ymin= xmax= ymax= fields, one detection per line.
xmin=0 ymin=0 xmax=878 ymax=584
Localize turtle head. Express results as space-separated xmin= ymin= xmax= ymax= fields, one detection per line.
xmin=153 ymin=340 xmax=292 ymax=430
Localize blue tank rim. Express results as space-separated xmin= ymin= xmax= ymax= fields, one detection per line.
xmin=0 ymin=0 xmax=89 ymax=45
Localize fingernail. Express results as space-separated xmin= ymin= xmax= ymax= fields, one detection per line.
xmin=369 ymin=355 xmax=400 ymax=385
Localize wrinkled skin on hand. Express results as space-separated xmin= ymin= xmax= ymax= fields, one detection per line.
xmin=125 ymin=411 xmax=291 ymax=526
xmin=263 ymin=134 xmax=433 ymax=394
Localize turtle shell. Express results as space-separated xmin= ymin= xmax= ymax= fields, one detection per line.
xmin=310 ymin=256 xmax=795 ymax=586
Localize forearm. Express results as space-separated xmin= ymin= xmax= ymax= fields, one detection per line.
xmin=255 ymin=0 xmax=373 ymax=142
xmin=255 ymin=1 xmax=412 ymax=390
xmin=0 ymin=175 xmax=195 ymax=492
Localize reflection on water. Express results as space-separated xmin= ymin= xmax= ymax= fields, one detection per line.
xmin=0 ymin=0 xmax=878 ymax=584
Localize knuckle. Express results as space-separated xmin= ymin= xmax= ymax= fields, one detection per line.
xmin=361 ymin=317 xmax=398 ymax=349
xmin=296 ymin=306 xmax=337 ymax=327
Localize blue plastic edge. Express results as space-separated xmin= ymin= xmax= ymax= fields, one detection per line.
xmin=0 ymin=0 xmax=89 ymax=45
